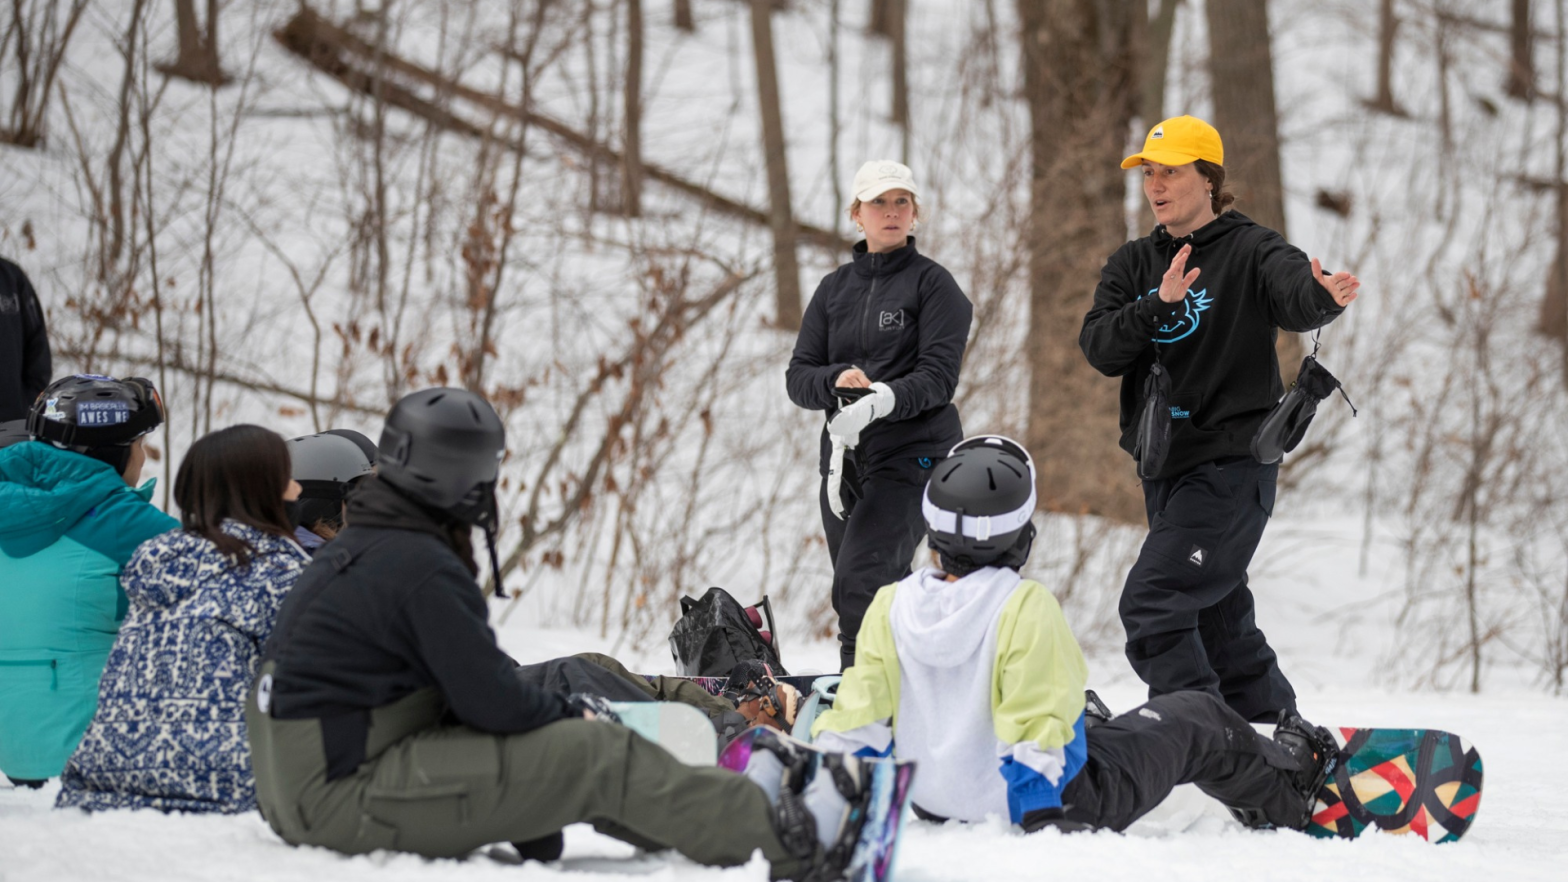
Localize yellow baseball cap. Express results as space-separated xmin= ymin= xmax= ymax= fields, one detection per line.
xmin=1120 ymin=115 xmax=1224 ymax=169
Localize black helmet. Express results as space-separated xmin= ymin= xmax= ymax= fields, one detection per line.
xmin=923 ymin=435 xmax=1037 ymax=575
xmin=377 ymin=388 xmax=505 ymax=528
xmin=27 ymin=375 xmax=165 ymax=472
xmin=287 ymin=429 xmax=377 ymax=530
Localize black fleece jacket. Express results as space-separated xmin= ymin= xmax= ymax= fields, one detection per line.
xmin=1079 ymin=212 xmax=1344 ymax=480
xmin=260 ymin=476 xmax=568 ymax=767
xmin=786 ymin=237 xmax=972 ymax=470
xmin=1 ymin=258 xmax=51 ymax=422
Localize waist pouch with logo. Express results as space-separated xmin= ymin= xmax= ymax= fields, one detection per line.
xmin=1250 ymin=355 xmax=1356 ymax=464
xmin=1134 ymin=362 xmax=1172 ymax=480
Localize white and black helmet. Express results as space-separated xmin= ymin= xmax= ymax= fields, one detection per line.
xmin=287 ymin=429 xmax=377 ymax=530
xmin=922 ymin=435 xmax=1037 ymax=574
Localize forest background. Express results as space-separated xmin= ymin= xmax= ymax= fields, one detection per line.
xmin=2 ymin=0 xmax=1566 ymax=696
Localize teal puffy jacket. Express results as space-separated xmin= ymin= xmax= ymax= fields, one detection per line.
xmin=0 ymin=441 xmax=178 ymax=780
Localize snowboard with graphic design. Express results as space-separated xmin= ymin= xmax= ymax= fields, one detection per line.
xmin=608 ymin=701 xmax=717 ymax=766
xmin=1306 ymin=727 xmax=1482 ymax=843
xmin=639 ymin=673 xmax=830 ymax=699
xmin=718 ymin=728 xmax=916 ymax=882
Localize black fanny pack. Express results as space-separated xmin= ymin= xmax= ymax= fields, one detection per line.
xmin=1250 ymin=354 xmax=1357 ymax=464
xmin=1133 ymin=362 xmax=1172 ymax=480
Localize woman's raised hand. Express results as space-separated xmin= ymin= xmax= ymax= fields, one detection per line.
xmin=835 ymin=367 xmax=872 ymax=389
xmin=1159 ymin=245 xmax=1201 ymax=303
xmin=1311 ymin=258 xmax=1361 ymax=308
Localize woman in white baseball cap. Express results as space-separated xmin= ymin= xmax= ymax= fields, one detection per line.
xmin=785 ymin=160 xmax=974 ymax=671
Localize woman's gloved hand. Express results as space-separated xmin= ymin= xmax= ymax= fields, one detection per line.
xmin=827 ymin=382 xmax=896 ymax=440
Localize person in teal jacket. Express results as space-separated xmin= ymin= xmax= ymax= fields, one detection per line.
xmin=813 ymin=435 xmax=1342 ymax=833
xmin=0 ymin=375 xmax=175 ymax=786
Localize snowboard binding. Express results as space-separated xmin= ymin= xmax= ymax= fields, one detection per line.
xmin=724 ymin=660 xmax=802 ymax=732
xmin=1226 ymin=709 xmax=1344 ymax=831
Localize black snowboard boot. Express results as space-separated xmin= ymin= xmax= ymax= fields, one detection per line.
xmin=1272 ymin=710 xmax=1342 ymax=830
xmin=1225 ymin=710 xmax=1341 ymax=830
xmin=510 ymin=831 xmax=565 ymax=862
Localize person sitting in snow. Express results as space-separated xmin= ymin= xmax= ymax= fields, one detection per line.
xmin=0 ymin=375 xmax=178 ymax=789
xmin=811 ymin=434 xmax=1340 ymax=833
xmin=56 ymin=425 xmax=310 ymax=812
xmin=247 ymin=388 xmax=873 ymax=879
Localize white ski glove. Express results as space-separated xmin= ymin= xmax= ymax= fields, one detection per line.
xmin=826 ymin=382 xmax=896 ymax=443
xmin=826 ymin=434 xmax=849 ymax=520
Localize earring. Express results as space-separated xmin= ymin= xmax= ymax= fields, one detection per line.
xmin=856 ymin=224 xmax=864 ymax=232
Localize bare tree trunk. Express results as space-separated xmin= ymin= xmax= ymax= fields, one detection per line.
xmin=1 ymin=0 xmax=91 ymax=148
xmin=1366 ymin=0 xmax=1404 ymax=115
xmin=869 ymin=0 xmax=892 ymax=36
xmin=1546 ymin=0 xmax=1568 ymax=386
xmin=623 ymin=0 xmax=643 ymax=217
xmin=1018 ymin=0 xmax=1143 ymax=523
xmin=1506 ymin=0 xmax=1535 ymax=100
xmin=674 ymin=0 xmax=694 ymax=32
xmin=750 ymin=0 xmax=802 ymax=328
xmin=890 ymin=0 xmax=909 ymax=146
xmin=830 ymin=0 xmax=844 ymax=239
xmin=163 ymin=0 xmax=225 ymax=85
xmin=1136 ymin=0 xmax=1182 ymax=235
xmin=1206 ymin=0 xmax=1301 ymax=381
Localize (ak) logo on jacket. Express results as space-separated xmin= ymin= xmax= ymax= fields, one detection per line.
xmin=879 ymin=309 xmax=907 ymax=331
xmin=1141 ymin=287 xmax=1213 ymax=344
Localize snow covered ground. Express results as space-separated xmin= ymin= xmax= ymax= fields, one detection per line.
xmin=4 ymin=510 xmax=1566 ymax=882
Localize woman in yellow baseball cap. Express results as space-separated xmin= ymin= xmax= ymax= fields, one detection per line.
xmin=784 ymin=161 xmax=974 ymax=671
xmin=1078 ymin=115 xmax=1364 ymax=770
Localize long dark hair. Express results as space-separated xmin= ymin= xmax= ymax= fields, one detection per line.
xmin=175 ymin=425 xmax=295 ymax=564
xmin=1193 ymin=159 xmax=1236 ymax=215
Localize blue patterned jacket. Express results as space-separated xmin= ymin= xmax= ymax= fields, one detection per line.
xmin=55 ymin=521 xmax=309 ymax=812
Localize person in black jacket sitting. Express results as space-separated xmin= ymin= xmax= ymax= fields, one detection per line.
xmin=786 ymin=160 xmax=973 ymax=671
xmin=1079 ymin=116 xmax=1362 ymax=727
xmin=247 ymin=388 xmax=869 ymax=878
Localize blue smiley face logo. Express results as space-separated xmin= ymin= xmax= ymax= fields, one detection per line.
xmin=1140 ymin=287 xmax=1213 ymax=343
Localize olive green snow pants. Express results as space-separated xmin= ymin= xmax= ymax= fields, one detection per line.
xmin=245 ymin=665 xmax=798 ymax=877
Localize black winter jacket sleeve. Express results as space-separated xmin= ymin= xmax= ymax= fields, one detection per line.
xmin=1254 ymin=229 xmax=1344 ymax=332
xmin=885 ymin=264 xmax=970 ymax=421
xmin=401 ymin=574 xmax=571 ymax=734
xmin=1080 ymin=242 xmax=1186 ymax=378
xmin=785 ymin=275 xmax=854 ymax=412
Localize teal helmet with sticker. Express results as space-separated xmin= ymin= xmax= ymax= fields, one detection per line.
xmin=27 ymin=374 xmax=165 ymax=471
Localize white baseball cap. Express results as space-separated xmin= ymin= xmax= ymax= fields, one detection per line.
xmin=852 ymin=160 xmax=919 ymax=202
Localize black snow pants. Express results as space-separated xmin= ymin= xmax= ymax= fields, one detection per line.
xmin=1119 ymin=456 xmax=1296 ymax=722
xmin=820 ymin=453 xmax=935 ymax=671
xmin=1062 ymin=691 xmax=1310 ymax=831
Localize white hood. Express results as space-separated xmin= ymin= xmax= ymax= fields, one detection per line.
xmin=890 ymin=566 xmax=1023 ymax=669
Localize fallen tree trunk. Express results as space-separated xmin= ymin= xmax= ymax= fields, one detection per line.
xmin=275 ymin=8 xmax=853 ymax=254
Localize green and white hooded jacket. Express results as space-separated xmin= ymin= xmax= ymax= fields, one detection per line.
xmin=812 ymin=566 xmax=1089 ymax=823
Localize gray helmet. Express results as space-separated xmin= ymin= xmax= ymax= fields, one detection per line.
xmin=923 ymin=435 xmax=1038 ymax=574
xmin=377 ymin=388 xmax=505 ymax=528
xmin=288 ymin=430 xmax=376 ymax=484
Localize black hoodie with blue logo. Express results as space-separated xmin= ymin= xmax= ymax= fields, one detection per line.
xmin=1079 ymin=211 xmax=1344 ymax=481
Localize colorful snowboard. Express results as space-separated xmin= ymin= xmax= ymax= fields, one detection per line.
xmin=608 ymin=701 xmax=718 ymax=766
xmin=1306 ymin=727 xmax=1482 ymax=843
xmin=719 ymin=729 xmax=916 ymax=882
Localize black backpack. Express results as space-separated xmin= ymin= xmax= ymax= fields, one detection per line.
xmin=669 ymin=587 xmax=786 ymax=676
